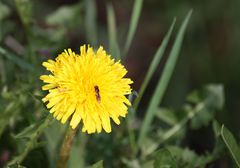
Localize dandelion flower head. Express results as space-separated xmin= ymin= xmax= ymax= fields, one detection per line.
xmin=40 ymin=45 xmax=133 ymax=133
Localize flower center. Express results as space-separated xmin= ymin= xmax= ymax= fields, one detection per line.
xmin=94 ymin=85 xmax=101 ymax=103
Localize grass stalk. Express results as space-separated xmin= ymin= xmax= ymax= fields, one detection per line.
xmin=138 ymin=10 xmax=192 ymax=146
xmin=123 ymin=0 xmax=144 ymax=57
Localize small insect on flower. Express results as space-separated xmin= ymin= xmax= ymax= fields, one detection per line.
xmin=94 ymin=85 xmax=101 ymax=103
xmin=40 ymin=45 xmax=133 ymax=134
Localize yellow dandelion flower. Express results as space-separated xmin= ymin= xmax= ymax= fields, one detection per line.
xmin=40 ymin=45 xmax=133 ymax=134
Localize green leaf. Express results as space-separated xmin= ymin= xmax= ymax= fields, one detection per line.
xmin=141 ymin=137 xmax=159 ymax=157
xmin=0 ymin=100 xmax=21 ymax=137
xmin=156 ymin=85 xmax=224 ymax=145
xmin=154 ymin=148 xmax=177 ymax=168
xmin=221 ymin=125 xmax=240 ymax=167
xmin=190 ymin=84 xmax=224 ymax=129
xmin=190 ymin=108 xmax=212 ymax=129
xmin=0 ymin=2 xmax=11 ymax=20
xmin=186 ymin=90 xmax=201 ymax=103
xmin=8 ymin=115 xmax=53 ymax=165
xmin=14 ymin=0 xmax=33 ymax=26
xmin=166 ymin=145 xmax=223 ymax=168
xmin=187 ymin=84 xmax=224 ymax=109
xmin=89 ymin=160 xmax=104 ymax=168
xmin=122 ymin=158 xmax=141 ymax=168
xmin=133 ymin=18 xmax=176 ymax=110
xmin=167 ymin=146 xmax=198 ymax=168
xmin=155 ymin=108 xmax=178 ymax=126
xmin=107 ymin=3 xmax=120 ymax=60
xmin=14 ymin=119 xmax=46 ymax=139
xmin=138 ymin=10 xmax=192 ymax=146
xmin=44 ymin=121 xmax=67 ymax=168
xmin=142 ymin=160 xmax=154 ymax=168
xmin=7 ymin=163 xmax=26 ymax=168
xmin=123 ymin=0 xmax=144 ymax=56
xmin=85 ymin=0 xmax=98 ymax=47
xmin=212 ymin=120 xmax=221 ymax=137
xmin=204 ymin=84 xmax=224 ymax=109
xmin=46 ymin=3 xmax=82 ymax=27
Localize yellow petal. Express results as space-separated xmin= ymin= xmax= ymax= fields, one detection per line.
xmin=70 ymin=107 xmax=82 ymax=129
xmin=61 ymin=102 xmax=76 ymax=123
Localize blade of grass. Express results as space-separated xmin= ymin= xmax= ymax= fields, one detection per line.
xmin=14 ymin=0 xmax=36 ymax=64
xmin=123 ymin=0 xmax=144 ymax=57
xmin=107 ymin=3 xmax=120 ymax=60
xmin=133 ymin=18 xmax=176 ymax=110
xmin=138 ymin=10 xmax=192 ymax=146
xmin=85 ymin=0 xmax=97 ymax=47
xmin=221 ymin=125 xmax=240 ymax=167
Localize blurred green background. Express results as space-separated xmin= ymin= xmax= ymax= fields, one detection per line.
xmin=0 ymin=0 xmax=240 ymax=167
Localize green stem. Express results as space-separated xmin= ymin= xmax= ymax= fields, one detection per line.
xmin=57 ymin=126 xmax=77 ymax=168
xmin=126 ymin=108 xmax=137 ymax=155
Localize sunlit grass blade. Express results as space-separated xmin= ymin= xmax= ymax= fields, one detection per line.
xmin=221 ymin=125 xmax=240 ymax=167
xmin=123 ymin=0 xmax=144 ymax=56
xmin=107 ymin=3 xmax=120 ymax=60
xmin=138 ymin=10 xmax=192 ymax=146
xmin=85 ymin=0 xmax=98 ymax=47
xmin=133 ymin=18 xmax=176 ymax=110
